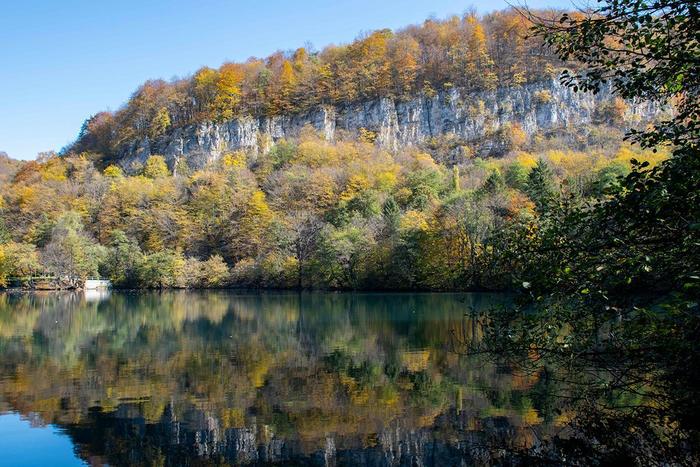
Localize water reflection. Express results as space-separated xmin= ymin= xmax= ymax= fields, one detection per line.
xmin=0 ymin=291 xmax=561 ymax=466
xmin=0 ymin=413 xmax=85 ymax=466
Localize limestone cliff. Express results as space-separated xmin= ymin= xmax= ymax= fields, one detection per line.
xmin=118 ymin=79 xmax=661 ymax=171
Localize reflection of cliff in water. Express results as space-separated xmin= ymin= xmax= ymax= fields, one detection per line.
xmin=64 ymin=402 xmax=541 ymax=466
xmin=0 ymin=291 xmax=560 ymax=466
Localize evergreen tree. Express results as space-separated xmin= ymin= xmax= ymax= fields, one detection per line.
xmin=525 ymin=158 xmax=556 ymax=213
xmin=382 ymin=196 xmax=401 ymax=234
xmin=479 ymin=170 xmax=505 ymax=196
xmin=504 ymin=162 xmax=528 ymax=190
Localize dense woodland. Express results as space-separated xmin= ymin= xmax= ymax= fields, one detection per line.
xmin=1 ymin=8 xmax=662 ymax=291
xmin=71 ymin=9 xmax=568 ymax=159
xmin=480 ymin=1 xmax=700 ymax=463
xmin=0 ymin=120 xmax=664 ymax=290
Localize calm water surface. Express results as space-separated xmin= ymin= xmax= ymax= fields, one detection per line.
xmin=0 ymin=291 xmax=559 ymax=466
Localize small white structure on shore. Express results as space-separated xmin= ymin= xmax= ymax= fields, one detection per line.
xmin=84 ymin=279 xmax=112 ymax=290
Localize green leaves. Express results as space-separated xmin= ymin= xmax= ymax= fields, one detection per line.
xmin=487 ymin=3 xmax=700 ymax=462
xmin=533 ymin=0 xmax=700 ymax=150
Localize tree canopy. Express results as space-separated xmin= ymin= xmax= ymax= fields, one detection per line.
xmin=476 ymin=1 xmax=700 ymax=463
xmin=70 ymin=9 xmax=566 ymax=158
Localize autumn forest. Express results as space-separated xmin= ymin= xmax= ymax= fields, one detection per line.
xmin=0 ymin=9 xmax=667 ymax=291
xmin=1 ymin=1 xmax=699 ymax=464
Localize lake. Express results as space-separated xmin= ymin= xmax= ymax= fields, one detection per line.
xmin=0 ymin=290 xmax=563 ymax=466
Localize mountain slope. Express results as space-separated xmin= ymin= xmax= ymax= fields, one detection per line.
xmin=70 ymin=9 xmax=570 ymax=165
xmin=116 ymin=79 xmax=659 ymax=171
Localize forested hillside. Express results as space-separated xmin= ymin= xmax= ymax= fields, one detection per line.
xmin=0 ymin=122 xmax=665 ymax=289
xmin=71 ymin=9 xmax=567 ymax=160
xmin=0 ymin=8 xmax=668 ymax=290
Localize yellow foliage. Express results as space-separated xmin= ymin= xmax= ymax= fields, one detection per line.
xmin=515 ymin=152 xmax=538 ymax=169
xmin=545 ymin=150 xmax=598 ymax=176
xmin=520 ymin=407 xmax=543 ymax=426
xmin=533 ymin=90 xmax=553 ymax=105
xmin=296 ymin=138 xmax=339 ymax=167
xmin=103 ymin=165 xmax=123 ymax=178
xmin=97 ymin=175 xmax=162 ymax=242
xmin=280 ymin=60 xmax=297 ymax=87
xmin=149 ymin=107 xmax=171 ymax=138
xmin=339 ymin=374 xmax=357 ymax=391
xmin=248 ymin=354 xmax=272 ymax=388
xmin=340 ymin=174 xmax=370 ymax=201
xmin=377 ymin=386 xmax=399 ymax=406
xmin=394 ymin=187 xmax=413 ymax=206
xmin=40 ymin=158 xmax=67 ymax=181
xmin=246 ymin=190 xmax=273 ymax=223
xmin=15 ymin=185 xmax=38 ymax=210
xmin=213 ymin=63 xmax=244 ymax=120
xmin=506 ymin=123 xmax=527 ymax=149
xmin=543 ymin=150 xmax=565 ymax=165
xmin=33 ymin=397 xmax=62 ymax=414
xmin=69 ymin=198 xmax=90 ymax=218
xmin=359 ymin=127 xmax=377 ymax=143
xmin=335 ymin=140 xmax=364 ymax=164
xmin=508 ymin=190 xmax=535 ymax=215
xmin=612 ymin=145 xmax=668 ymax=168
xmin=193 ymin=67 xmax=219 ymax=115
xmin=400 ymin=350 xmax=430 ymax=372
xmin=350 ymin=386 xmax=371 ymax=406
xmin=375 ymin=169 xmax=398 ymax=190
xmin=143 ymin=402 xmax=167 ymax=422
xmin=222 ymin=151 xmax=247 ymax=168
xmin=221 ymin=408 xmax=246 ymax=429
xmin=413 ymin=152 xmax=439 ymax=171
xmin=239 ymin=190 xmax=274 ymax=254
xmin=307 ymin=170 xmax=338 ymax=209
xmin=554 ymin=410 xmax=576 ymax=427
xmin=0 ymin=246 xmax=7 ymax=287
xmin=400 ymin=210 xmax=429 ymax=232
xmin=143 ymin=155 xmax=169 ymax=178
xmin=281 ymin=255 xmax=300 ymax=287
xmin=272 ymin=167 xmax=338 ymax=211
xmin=416 ymin=412 xmax=440 ymax=427
xmin=475 ymin=158 xmax=501 ymax=173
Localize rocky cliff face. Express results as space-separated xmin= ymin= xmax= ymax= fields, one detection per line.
xmin=119 ymin=79 xmax=660 ymax=171
xmin=67 ymin=404 xmax=538 ymax=466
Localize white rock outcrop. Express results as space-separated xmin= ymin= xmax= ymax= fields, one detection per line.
xmin=118 ymin=79 xmax=660 ymax=171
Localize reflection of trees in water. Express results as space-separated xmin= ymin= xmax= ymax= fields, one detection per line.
xmin=474 ymin=303 xmax=700 ymax=465
xmin=0 ymin=291 xmax=561 ymax=465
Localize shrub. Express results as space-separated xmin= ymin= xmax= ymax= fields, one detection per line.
xmin=103 ymin=165 xmax=124 ymax=178
xmin=143 ymin=155 xmax=169 ymax=178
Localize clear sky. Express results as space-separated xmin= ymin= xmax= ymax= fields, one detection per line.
xmin=1 ymin=0 xmax=573 ymax=160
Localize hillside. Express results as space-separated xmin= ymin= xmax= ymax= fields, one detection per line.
xmin=0 ymin=152 xmax=22 ymax=185
xmin=0 ymin=8 xmax=669 ymax=291
xmin=70 ymin=9 xmax=575 ymax=166
xmin=110 ymin=79 xmax=659 ymax=172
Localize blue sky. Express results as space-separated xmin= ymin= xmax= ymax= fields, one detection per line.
xmin=1 ymin=0 xmax=572 ymax=160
